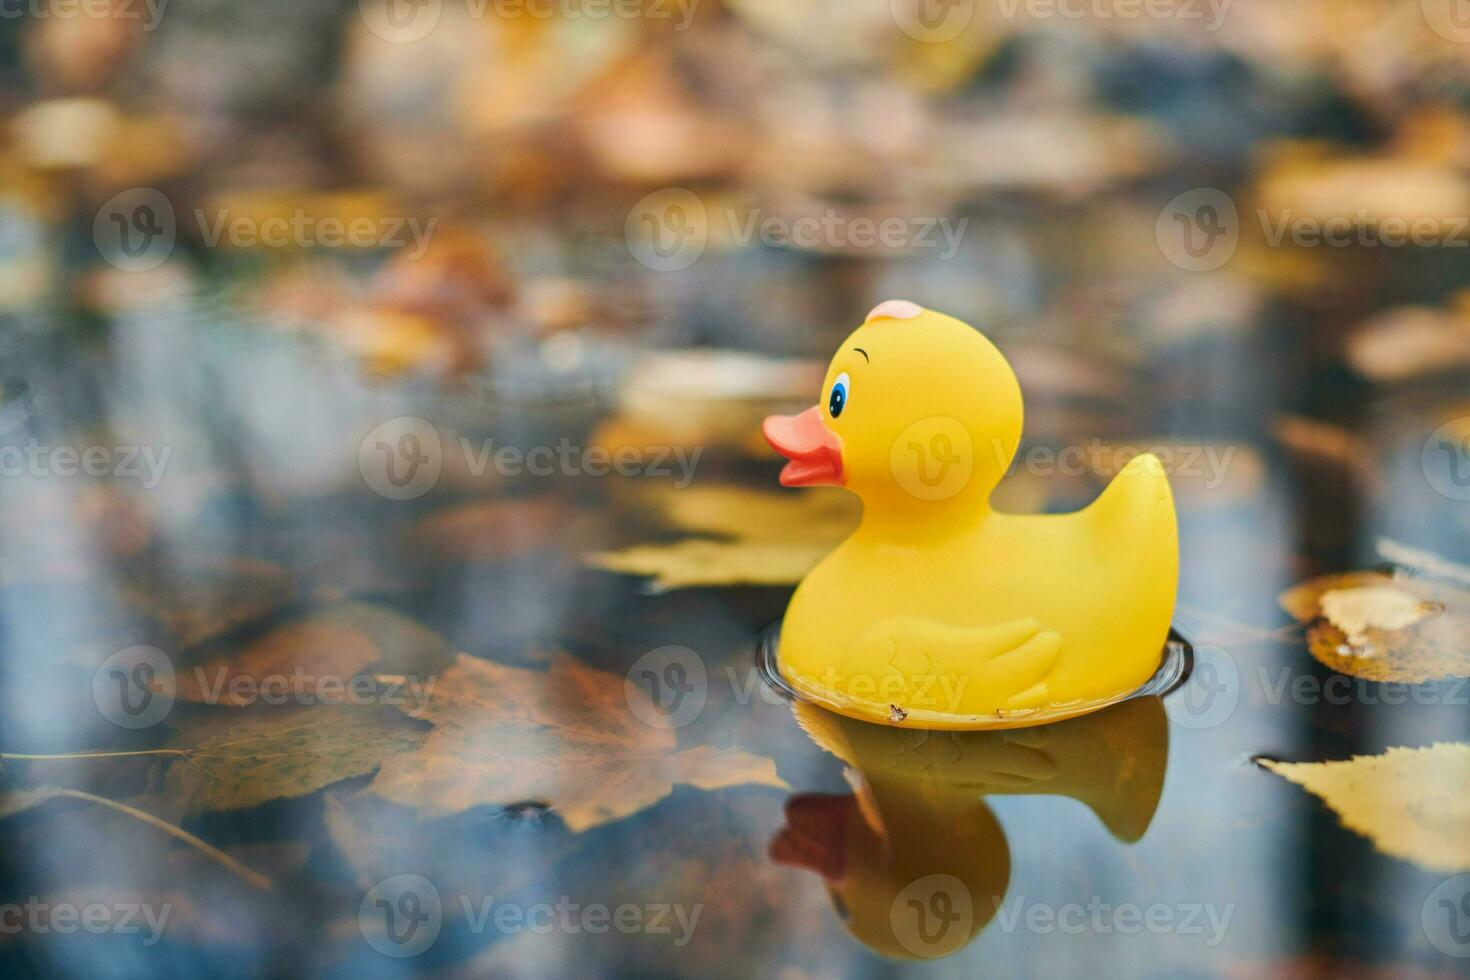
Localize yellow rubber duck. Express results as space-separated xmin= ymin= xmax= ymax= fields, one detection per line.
xmin=762 ymin=301 xmax=1178 ymax=729
xmin=771 ymin=697 xmax=1168 ymax=959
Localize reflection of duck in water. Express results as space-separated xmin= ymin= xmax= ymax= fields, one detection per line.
xmin=770 ymin=697 xmax=1168 ymax=959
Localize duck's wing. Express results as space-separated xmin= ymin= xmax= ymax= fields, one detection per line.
xmin=853 ymin=617 xmax=1061 ymax=714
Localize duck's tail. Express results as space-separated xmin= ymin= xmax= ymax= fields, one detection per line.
xmin=1084 ymin=451 xmax=1179 ymax=622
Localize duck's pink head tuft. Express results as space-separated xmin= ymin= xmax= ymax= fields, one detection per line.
xmin=863 ymin=300 xmax=923 ymax=324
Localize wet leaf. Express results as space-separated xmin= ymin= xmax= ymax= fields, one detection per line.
xmin=367 ymin=653 xmax=786 ymax=831
xmin=176 ymin=602 xmax=456 ymax=705
xmin=163 ymin=705 xmax=428 ymax=814
xmin=1279 ymin=571 xmax=1470 ymax=683
xmin=585 ymin=486 xmax=857 ymax=589
xmin=1261 ymin=744 xmax=1470 ymax=872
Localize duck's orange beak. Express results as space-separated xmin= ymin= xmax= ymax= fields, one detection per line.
xmin=763 ymin=407 xmax=844 ymax=487
xmin=769 ymin=793 xmax=853 ymax=883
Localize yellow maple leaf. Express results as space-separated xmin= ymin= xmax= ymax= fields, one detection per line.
xmin=366 ymin=653 xmax=787 ymax=831
xmin=1261 ymin=744 xmax=1470 ymax=872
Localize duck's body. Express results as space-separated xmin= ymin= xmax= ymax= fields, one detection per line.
xmin=764 ymin=301 xmax=1178 ymax=728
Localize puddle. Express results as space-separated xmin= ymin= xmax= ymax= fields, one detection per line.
xmin=757 ymin=621 xmax=1194 ymax=729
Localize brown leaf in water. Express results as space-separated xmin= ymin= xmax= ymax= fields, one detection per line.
xmin=119 ymin=556 xmax=296 ymax=651
xmin=1278 ymin=571 xmax=1470 ymax=683
xmin=163 ymin=705 xmax=428 ymax=814
xmin=584 ymin=486 xmax=857 ymax=589
xmin=176 ymin=601 xmax=456 ymax=705
xmin=367 ymin=653 xmax=786 ymax=831
xmin=1261 ymin=744 xmax=1470 ymax=872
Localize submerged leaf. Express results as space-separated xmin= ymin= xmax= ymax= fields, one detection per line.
xmin=367 ymin=653 xmax=786 ymax=831
xmin=1261 ymin=745 xmax=1470 ymax=872
xmin=164 ymin=705 xmax=428 ymax=813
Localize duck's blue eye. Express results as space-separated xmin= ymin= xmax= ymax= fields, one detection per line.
xmin=828 ymin=372 xmax=850 ymax=418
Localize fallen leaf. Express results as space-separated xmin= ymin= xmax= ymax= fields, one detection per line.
xmin=176 ymin=601 xmax=456 ymax=705
xmin=118 ymin=556 xmax=296 ymax=651
xmin=1319 ymin=585 xmax=1430 ymax=644
xmin=367 ymin=653 xmax=786 ymax=831
xmin=1279 ymin=571 xmax=1470 ymax=682
xmin=1261 ymin=744 xmax=1470 ymax=872
xmin=585 ymin=486 xmax=856 ymax=589
xmin=164 ymin=705 xmax=428 ymax=814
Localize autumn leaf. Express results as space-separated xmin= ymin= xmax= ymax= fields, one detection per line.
xmin=163 ymin=705 xmax=428 ymax=814
xmin=366 ymin=653 xmax=787 ymax=831
xmin=585 ymin=486 xmax=857 ymax=589
xmin=175 ymin=601 xmax=456 ymax=705
xmin=1279 ymin=570 xmax=1470 ymax=683
xmin=1261 ymin=744 xmax=1470 ymax=872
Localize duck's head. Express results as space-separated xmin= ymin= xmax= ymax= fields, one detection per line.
xmin=763 ymin=301 xmax=1022 ymax=513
